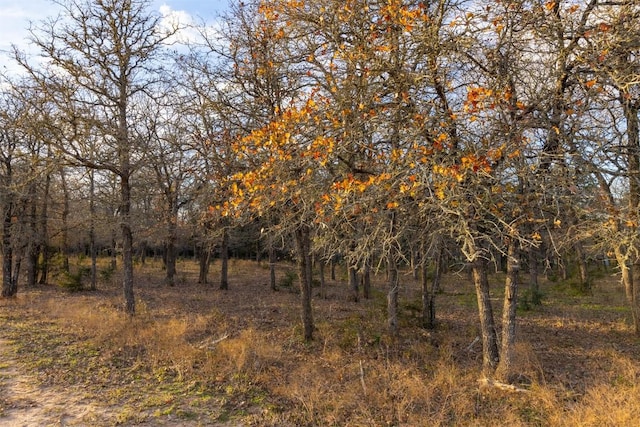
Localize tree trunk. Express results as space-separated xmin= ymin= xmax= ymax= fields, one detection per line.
xmin=2 ymin=192 xmax=17 ymax=297
xmin=387 ymin=250 xmax=399 ymax=336
xmin=111 ymin=229 xmax=118 ymax=271
xmin=423 ymin=244 xmax=442 ymax=329
xmin=60 ymin=169 xmax=70 ymax=273
xmin=528 ymin=243 xmax=539 ymax=301
xmin=165 ymin=208 xmax=178 ymax=287
xmin=269 ymin=244 xmax=277 ymax=291
xmin=575 ymin=242 xmax=589 ymax=286
xmin=412 ymin=246 xmax=419 ymax=279
xmin=317 ymin=254 xmax=325 ymax=299
xmin=295 ymin=224 xmax=314 ymax=341
xmin=139 ymin=241 xmax=147 ymax=266
xmin=362 ymin=260 xmax=371 ymax=300
xmin=615 ymin=248 xmax=640 ymax=334
xmin=38 ymin=170 xmax=51 ymax=285
xmin=496 ymin=238 xmax=520 ymax=382
xmin=89 ymin=169 xmax=97 ymax=290
xmin=198 ymin=243 xmax=211 ymax=284
xmin=330 ymin=255 xmax=336 ymax=281
xmin=633 ymin=270 xmax=640 ymax=335
xmin=121 ymin=174 xmax=135 ymax=314
xmin=472 ymin=257 xmax=499 ymax=376
xmin=25 ymin=182 xmax=38 ymax=288
xmin=623 ymin=93 xmax=640 ymax=335
xmin=219 ymin=228 xmax=229 ymax=290
xmin=349 ymin=264 xmax=359 ymax=302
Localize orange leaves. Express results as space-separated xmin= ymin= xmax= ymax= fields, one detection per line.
xmin=434 ymin=132 xmax=448 ymax=149
xmin=433 ymin=164 xmax=461 ymax=182
xmin=487 ymin=145 xmax=504 ymax=162
xmin=461 ymin=154 xmax=490 ymax=174
xmin=332 ymin=174 xmax=375 ymax=195
xmin=390 ymin=148 xmax=403 ymax=161
xmin=597 ymin=49 xmax=609 ymax=62
xmin=224 ymin=94 xmax=328 ymax=216
xmin=284 ymin=0 xmax=303 ymax=9
xmin=432 ymin=150 xmax=492 ymax=192
xmin=598 ymin=22 xmax=612 ymax=33
xmin=464 ymin=86 xmax=494 ymax=113
xmin=567 ymin=4 xmax=579 ymax=14
xmin=492 ymin=16 xmax=504 ymax=33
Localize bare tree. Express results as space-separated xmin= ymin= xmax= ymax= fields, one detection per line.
xmin=14 ymin=0 xmax=178 ymax=313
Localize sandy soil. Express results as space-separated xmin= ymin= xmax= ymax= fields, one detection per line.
xmin=0 ymin=338 xmax=111 ymax=426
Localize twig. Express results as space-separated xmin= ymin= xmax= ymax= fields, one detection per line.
xmin=199 ymin=333 xmax=229 ymax=350
xmin=478 ymin=377 xmax=531 ymax=393
xmin=465 ymin=336 xmax=480 ymax=352
xmin=359 ymin=360 xmax=367 ymax=395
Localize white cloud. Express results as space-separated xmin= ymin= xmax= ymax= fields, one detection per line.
xmin=0 ymin=6 xmax=26 ymax=18
xmin=0 ymin=1 xmax=63 ymax=76
xmin=158 ymin=4 xmax=200 ymax=45
xmin=0 ymin=2 xmax=61 ymax=48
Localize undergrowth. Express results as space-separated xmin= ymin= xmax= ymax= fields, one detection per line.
xmin=0 ymin=259 xmax=638 ymax=426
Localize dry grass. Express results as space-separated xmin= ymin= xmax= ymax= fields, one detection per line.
xmin=0 ymin=258 xmax=639 ymax=426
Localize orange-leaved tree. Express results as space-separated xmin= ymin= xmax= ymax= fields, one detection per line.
xmin=224 ymin=95 xmax=333 ymax=341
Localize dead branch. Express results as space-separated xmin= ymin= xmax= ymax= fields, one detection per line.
xmin=199 ymin=333 xmax=229 ymax=350
xmin=478 ymin=377 xmax=531 ymax=393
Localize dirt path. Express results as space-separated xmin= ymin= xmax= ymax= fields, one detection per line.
xmin=0 ymin=339 xmax=110 ymax=426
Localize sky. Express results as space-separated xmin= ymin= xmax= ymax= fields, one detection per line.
xmin=0 ymin=0 xmax=229 ymax=74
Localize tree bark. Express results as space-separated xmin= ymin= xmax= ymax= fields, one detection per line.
xmin=60 ymin=169 xmax=70 ymax=273
xmin=2 ymin=189 xmax=17 ymax=297
xmin=496 ymin=238 xmax=520 ymax=382
xmin=295 ymin=224 xmax=314 ymax=341
xmin=220 ymin=228 xmax=229 ymax=290
xmin=362 ymin=260 xmax=371 ymax=300
xmin=317 ymin=254 xmax=325 ymax=299
xmin=622 ymin=93 xmax=640 ymax=335
xmin=121 ymin=173 xmax=135 ymax=315
xmin=528 ymin=243 xmax=539 ymax=301
xmin=198 ymin=243 xmax=211 ymax=285
xmin=387 ymin=250 xmax=399 ymax=336
xmin=330 ymin=255 xmax=336 ymax=281
xmin=423 ymin=244 xmax=442 ymax=329
xmin=412 ymin=246 xmax=419 ymax=280
xmin=25 ymin=182 xmax=38 ymax=287
xmin=110 ymin=228 xmax=118 ymax=271
xmin=615 ymin=247 xmax=640 ymax=334
xmin=165 ymin=205 xmax=178 ymax=287
xmin=89 ymin=169 xmax=97 ymax=290
xmin=269 ymin=244 xmax=277 ymax=291
xmin=38 ymin=170 xmax=50 ymax=285
xmin=472 ymin=257 xmax=499 ymax=376
xmin=349 ymin=264 xmax=359 ymax=302
xmin=574 ymin=241 xmax=589 ymax=287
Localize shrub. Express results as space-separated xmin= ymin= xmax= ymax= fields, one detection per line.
xmin=519 ymin=288 xmax=544 ymax=311
xmin=279 ymin=270 xmax=297 ymax=288
xmin=99 ymin=264 xmax=116 ymax=283
xmin=57 ymin=266 xmax=90 ymax=292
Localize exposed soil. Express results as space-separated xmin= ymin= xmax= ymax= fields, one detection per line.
xmin=0 ymin=338 xmax=108 ymax=426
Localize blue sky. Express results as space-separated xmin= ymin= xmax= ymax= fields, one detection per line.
xmin=0 ymin=0 xmax=229 ymax=71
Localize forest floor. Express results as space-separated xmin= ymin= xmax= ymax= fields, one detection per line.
xmin=0 ymin=258 xmax=639 ymax=426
